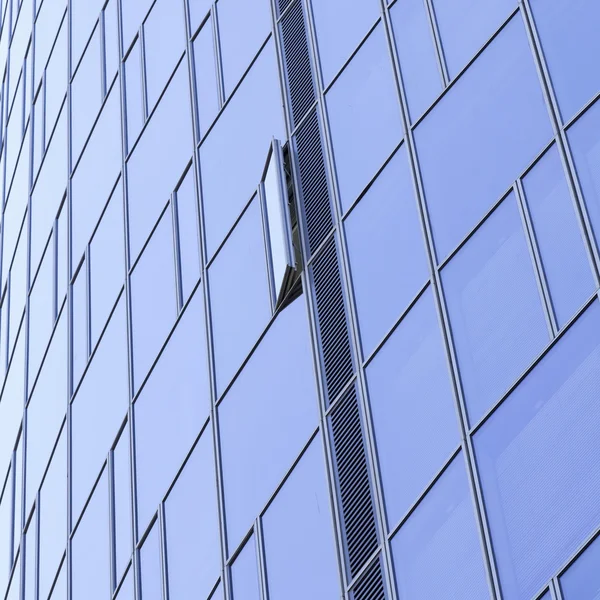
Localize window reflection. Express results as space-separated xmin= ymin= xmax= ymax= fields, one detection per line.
xmin=560 ymin=533 xmax=600 ymax=599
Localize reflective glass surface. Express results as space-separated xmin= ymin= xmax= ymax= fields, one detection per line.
xmin=560 ymin=534 xmax=600 ymax=599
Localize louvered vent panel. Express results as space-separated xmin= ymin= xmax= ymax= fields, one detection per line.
xmin=311 ymin=239 xmax=353 ymax=404
xmin=279 ymin=0 xmax=315 ymax=127
xmin=294 ymin=110 xmax=334 ymax=257
xmin=329 ymin=385 xmax=379 ymax=578
xmin=277 ymin=0 xmax=294 ymax=18
xmin=351 ymin=557 xmax=386 ymax=600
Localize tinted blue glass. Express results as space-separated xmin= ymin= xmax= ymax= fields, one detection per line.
xmin=124 ymin=39 xmax=144 ymax=152
xmin=113 ymin=425 xmax=132 ymax=583
xmin=568 ymin=99 xmax=600 ymax=254
xmin=209 ymin=199 xmax=271 ymax=396
xmin=116 ymin=568 xmax=133 ymax=600
xmin=474 ymin=302 xmax=600 ymax=600
xmin=200 ymin=41 xmax=284 ymax=258
xmin=391 ymin=454 xmax=489 ymax=600
xmin=24 ymin=507 xmax=36 ymax=600
xmin=390 ymin=0 xmax=442 ymax=122
xmin=0 ymin=471 xmax=10 ymax=593
xmin=45 ymin=15 xmax=67 ymax=136
xmin=416 ymin=14 xmax=552 ymax=260
xmin=262 ymin=437 xmax=340 ymax=600
xmin=121 ymin=0 xmax=153 ymax=55
xmin=189 ymin=0 xmax=212 ymax=36
xmin=366 ymin=288 xmax=459 ymax=528
xmin=530 ymin=0 xmax=600 ymax=123
xmin=217 ymin=0 xmax=271 ymax=97
xmin=522 ymin=145 xmax=595 ymax=328
xmin=164 ymin=427 xmax=220 ymax=600
xmin=432 ymin=0 xmax=515 ymax=77
xmin=218 ymin=298 xmax=318 ymax=551
xmin=134 ymin=290 xmax=210 ymax=533
xmin=104 ymin=0 xmax=119 ymax=84
xmin=34 ymin=0 xmax=65 ymax=91
xmin=345 ymin=146 xmax=429 ymax=356
xmin=327 ymin=25 xmax=402 ymax=213
xmin=231 ymin=536 xmax=261 ymax=600
xmin=561 ymin=534 xmax=600 ymax=599
xmin=140 ymin=521 xmax=162 ymax=600
xmin=538 ymin=592 xmax=551 ymax=600
xmin=70 ymin=0 xmax=102 ymax=69
xmin=442 ymin=193 xmax=549 ymax=425
xmin=311 ymin=0 xmax=379 ymax=86
xmin=130 ymin=208 xmax=177 ymax=393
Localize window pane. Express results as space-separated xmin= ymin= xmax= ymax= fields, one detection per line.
xmin=231 ymin=536 xmax=260 ymax=600
xmin=70 ymin=0 xmax=102 ymax=69
xmin=327 ymin=25 xmax=402 ymax=213
xmin=474 ymin=301 xmax=600 ymax=600
xmin=219 ymin=298 xmax=318 ymax=551
xmin=189 ymin=0 xmax=212 ymax=36
xmin=124 ymin=39 xmax=144 ymax=152
xmin=130 ymin=208 xmax=177 ymax=393
xmin=568 ymin=99 xmax=600 ymax=256
xmin=391 ymin=454 xmax=489 ymax=600
xmin=390 ymin=0 xmax=442 ymax=121
xmin=72 ymin=259 xmax=88 ymax=386
xmin=113 ymin=425 xmax=132 ymax=584
xmin=432 ymin=0 xmax=515 ymax=77
xmin=164 ymin=427 xmax=220 ymax=600
xmin=134 ymin=291 xmax=209 ymax=533
xmin=209 ymin=199 xmax=271 ymax=396
xmin=530 ymin=0 xmax=600 ymax=123
xmin=442 ymin=193 xmax=549 ymax=425
xmin=345 ymin=145 xmax=428 ymax=356
xmin=366 ymin=288 xmax=459 ymax=529
xmin=311 ymin=0 xmax=379 ymax=86
xmin=522 ymin=145 xmax=595 ymax=328
xmin=416 ymin=13 xmax=552 ymax=260
xmin=140 ymin=521 xmax=162 ymax=600
xmin=560 ymin=534 xmax=600 ymax=599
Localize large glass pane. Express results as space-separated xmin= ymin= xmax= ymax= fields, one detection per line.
xmin=327 ymin=25 xmax=402 ymax=213
xmin=200 ymin=41 xmax=284 ymax=258
xmin=366 ymin=288 xmax=459 ymax=529
xmin=164 ymin=427 xmax=220 ymax=600
xmin=208 ymin=199 xmax=271 ymax=396
xmin=140 ymin=521 xmax=162 ymax=600
xmin=113 ymin=425 xmax=132 ymax=584
xmin=218 ymin=298 xmax=318 ymax=551
xmin=530 ymin=0 xmax=600 ymax=123
xmin=70 ymin=0 xmax=103 ymax=69
xmin=442 ymin=193 xmax=549 ymax=425
xmin=124 ymin=39 xmax=144 ymax=152
xmin=474 ymin=301 xmax=600 ymax=600
xmin=34 ymin=0 xmax=65 ymax=91
xmin=390 ymin=0 xmax=442 ymax=121
xmin=345 ymin=146 xmax=428 ymax=356
xmin=522 ymin=145 xmax=595 ymax=328
xmin=231 ymin=536 xmax=260 ymax=600
xmin=134 ymin=291 xmax=209 ymax=533
xmin=415 ymin=13 xmax=552 ymax=260
xmin=311 ymin=0 xmax=379 ymax=86
xmin=262 ymin=437 xmax=340 ymax=600
xmin=391 ymin=454 xmax=489 ymax=600
xmin=560 ymin=534 xmax=600 ymax=599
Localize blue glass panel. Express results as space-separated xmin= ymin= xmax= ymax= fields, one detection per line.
xmin=522 ymin=145 xmax=595 ymax=328
xmin=134 ymin=290 xmax=210 ymax=533
xmin=140 ymin=521 xmax=162 ymax=600
xmin=262 ymin=436 xmax=340 ymax=600
xmin=390 ymin=0 xmax=442 ymax=121
xmin=327 ymin=25 xmax=402 ymax=213
xmin=219 ymin=298 xmax=318 ymax=551
xmin=391 ymin=454 xmax=489 ymax=600
xmin=72 ymin=259 xmax=88 ymax=386
xmin=217 ymin=0 xmax=271 ymax=97
xmin=209 ymin=199 xmax=271 ymax=396
xmin=432 ymin=0 xmax=515 ymax=77
xmin=71 ymin=299 xmax=129 ymax=522
xmin=34 ymin=0 xmax=65 ymax=91
xmin=49 ymin=561 xmax=67 ymax=600
xmin=143 ymin=0 xmax=186 ymax=112
xmin=0 ymin=470 xmax=10 ymax=593
xmin=442 ymin=193 xmax=549 ymax=425
xmin=345 ymin=146 xmax=428 ymax=356
xmin=189 ymin=0 xmax=212 ymax=36
xmin=415 ymin=14 xmax=552 ymax=260
xmin=104 ymin=0 xmax=120 ymax=84
xmin=200 ymin=41 xmax=284 ymax=258
xmin=44 ymin=15 xmax=67 ymax=136
xmin=116 ymin=568 xmax=133 ymax=599
xmin=474 ymin=302 xmax=600 ymax=600
xmin=231 ymin=536 xmax=260 ymax=600
xmin=113 ymin=425 xmax=132 ymax=584
xmin=130 ymin=208 xmax=177 ymax=392
xmin=121 ymin=0 xmax=153 ymax=55
xmin=561 ymin=535 xmax=600 ymax=599
xmin=70 ymin=0 xmax=102 ymax=70
xmin=72 ymin=470 xmax=110 ymax=600
xmin=124 ymin=39 xmax=144 ymax=153
xmin=127 ymin=61 xmax=192 ymax=263
xmin=311 ymin=0 xmax=379 ymax=86
xmin=366 ymin=288 xmax=459 ymax=529
xmin=24 ymin=508 xmax=36 ymax=600
xmin=164 ymin=427 xmax=220 ymax=600
xmin=530 ymin=0 xmax=600 ymax=123
xmin=568 ymin=99 xmax=600 ymax=256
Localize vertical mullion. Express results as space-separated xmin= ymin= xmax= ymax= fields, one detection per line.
xmin=170 ymin=190 xmax=183 ymax=312
xmin=422 ymin=0 xmax=449 ymax=85
xmin=210 ymin=3 xmax=225 ymax=109
xmin=99 ymin=7 xmax=107 ymax=99
xmin=551 ymin=577 xmax=564 ymax=600
xmin=514 ymin=179 xmax=558 ymax=336
xmin=379 ymin=0 xmax=502 ymax=597
xmin=254 ymin=518 xmax=268 ymax=600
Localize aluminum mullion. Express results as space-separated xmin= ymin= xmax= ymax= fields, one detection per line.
xmin=551 ymin=578 xmax=563 ymax=600
xmin=303 ymin=0 xmax=395 ymax=596
xmin=422 ymin=0 xmax=449 ymax=86
xmin=379 ymin=2 xmax=502 ymax=598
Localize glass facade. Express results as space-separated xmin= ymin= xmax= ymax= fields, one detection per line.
xmin=0 ymin=0 xmax=599 ymax=599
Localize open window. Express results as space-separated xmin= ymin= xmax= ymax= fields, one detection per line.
xmin=259 ymin=139 xmax=302 ymax=312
